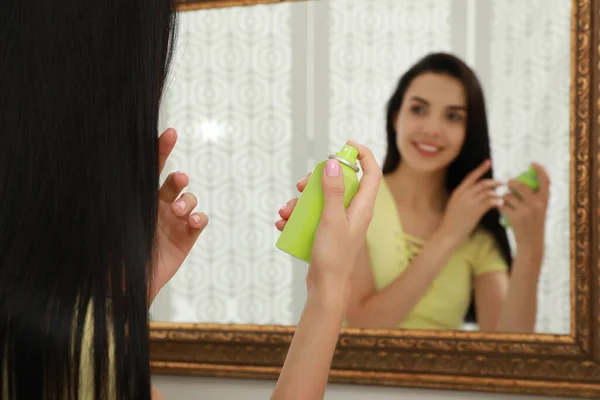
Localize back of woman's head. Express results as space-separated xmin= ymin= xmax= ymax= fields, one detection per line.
xmin=0 ymin=0 xmax=176 ymax=398
xmin=382 ymin=53 xmax=512 ymax=323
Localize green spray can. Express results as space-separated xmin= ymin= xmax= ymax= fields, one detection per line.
xmin=276 ymin=144 xmax=361 ymax=263
xmin=500 ymin=165 xmax=540 ymax=227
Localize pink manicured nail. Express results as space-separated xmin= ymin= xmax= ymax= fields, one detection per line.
xmin=175 ymin=200 xmax=186 ymax=211
xmin=191 ymin=215 xmax=201 ymax=224
xmin=325 ymin=159 xmax=340 ymax=177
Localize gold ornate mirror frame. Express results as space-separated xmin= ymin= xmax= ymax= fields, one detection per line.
xmin=150 ymin=0 xmax=600 ymax=398
xmin=175 ymin=0 xmax=303 ymax=11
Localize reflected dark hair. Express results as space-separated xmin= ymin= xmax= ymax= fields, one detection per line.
xmin=382 ymin=52 xmax=512 ymax=323
xmin=0 ymin=0 xmax=177 ymax=398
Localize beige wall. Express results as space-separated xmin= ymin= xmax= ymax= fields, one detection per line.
xmin=153 ymin=376 xmax=574 ymax=400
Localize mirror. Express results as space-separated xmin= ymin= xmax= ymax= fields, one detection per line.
xmin=153 ymin=0 xmax=571 ymax=335
xmin=151 ymin=1 xmax=600 ymax=398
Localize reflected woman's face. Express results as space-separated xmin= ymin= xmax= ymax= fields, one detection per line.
xmin=394 ymin=72 xmax=467 ymax=173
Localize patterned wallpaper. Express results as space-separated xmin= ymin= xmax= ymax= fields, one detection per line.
xmin=328 ymin=0 xmax=452 ymax=157
xmin=154 ymin=0 xmax=571 ymax=334
xmin=155 ymin=4 xmax=296 ymax=325
xmin=487 ymin=0 xmax=571 ymax=334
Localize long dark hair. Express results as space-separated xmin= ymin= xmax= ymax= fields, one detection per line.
xmin=382 ymin=53 xmax=512 ymax=323
xmin=0 ymin=0 xmax=177 ymax=398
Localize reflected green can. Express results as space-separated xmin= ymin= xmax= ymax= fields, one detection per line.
xmin=500 ymin=165 xmax=540 ymax=228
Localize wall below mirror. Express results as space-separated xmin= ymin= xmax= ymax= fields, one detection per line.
xmin=153 ymin=376 xmax=575 ymax=400
xmin=153 ymin=0 xmax=571 ymax=335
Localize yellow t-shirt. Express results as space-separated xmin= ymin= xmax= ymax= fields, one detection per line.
xmin=365 ymin=179 xmax=508 ymax=330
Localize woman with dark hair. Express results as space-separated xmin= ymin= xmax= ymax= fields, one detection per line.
xmin=279 ymin=52 xmax=550 ymax=333
xmin=0 ymin=0 xmax=381 ymax=399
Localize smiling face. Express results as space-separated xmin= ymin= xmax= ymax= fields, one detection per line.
xmin=394 ymin=72 xmax=467 ymax=173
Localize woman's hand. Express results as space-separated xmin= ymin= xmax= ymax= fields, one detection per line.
xmin=436 ymin=159 xmax=503 ymax=248
xmin=271 ymin=141 xmax=381 ymax=400
xmin=275 ymin=173 xmax=310 ymax=231
xmin=275 ymin=141 xmax=382 ymax=298
xmin=150 ymin=128 xmax=209 ymax=303
xmin=276 ymin=174 xmax=312 ymax=288
xmin=500 ymin=162 xmax=550 ymax=261
xmin=493 ymin=163 xmax=550 ymax=333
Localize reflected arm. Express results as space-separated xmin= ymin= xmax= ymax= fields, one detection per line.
xmin=492 ymin=252 xmax=542 ymax=332
xmin=345 ymin=235 xmax=456 ymax=328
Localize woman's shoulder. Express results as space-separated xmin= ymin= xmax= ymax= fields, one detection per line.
xmin=467 ymin=227 xmax=509 ymax=271
xmin=471 ymin=227 xmax=496 ymax=245
xmin=373 ymin=176 xmax=395 ymax=212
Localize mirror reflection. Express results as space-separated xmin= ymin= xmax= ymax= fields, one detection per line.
xmin=152 ymin=0 xmax=571 ymax=334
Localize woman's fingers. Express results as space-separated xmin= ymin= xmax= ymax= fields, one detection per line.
xmin=345 ymin=141 xmax=382 ymax=224
xmin=158 ymin=128 xmax=177 ymax=175
xmin=278 ymin=198 xmax=299 ymax=220
xmin=172 ymin=192 xmax=198 ymax=219
xmin=296 ymin=173 xmax=311 ymax=193
xmin=159 ymin=171 xmax=189 ymax=203
xmin=188 ymin=212 xmax=209 ymax=232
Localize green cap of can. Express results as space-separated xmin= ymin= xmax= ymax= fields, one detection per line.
xmin=335 ymin=144 xmax=359 ymax=166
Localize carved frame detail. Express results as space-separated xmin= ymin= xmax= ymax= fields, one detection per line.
xmin=151 ymin=0 xmax=600 ymax=397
